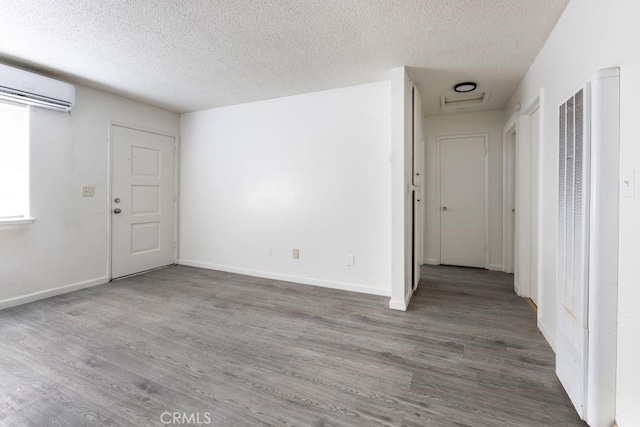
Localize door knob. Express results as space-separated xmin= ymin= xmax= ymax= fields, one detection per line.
xmin=442 ymin=206 xmax=448 ymax=211
xmin=114 ymin=198 xmax=120 ymax=203
xmin=113 ymin=208 xmax=122 ymax=214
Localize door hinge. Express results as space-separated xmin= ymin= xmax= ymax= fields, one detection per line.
xmin=484 ymin=146 xmax=488 ymax=155
xmin=484 ymin=244 xmax=488 ymax=252
xmin=173 ymin=242 xmax=176 ymax=248
xmin=173 ymin=147 xmax=177 ymax=156
xmin=173 ymin=195 xmax=177 ymax=202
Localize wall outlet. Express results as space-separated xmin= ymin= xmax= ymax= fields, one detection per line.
xmin=292 ymin=248 xmax=299 ymax=259
xmin=81 ymin=186 xmax=95 ymax=197
xmin=347 ymin=254 xmax=355 ymax=267
xmin=266 ymin=245 xmax=272 ymax=255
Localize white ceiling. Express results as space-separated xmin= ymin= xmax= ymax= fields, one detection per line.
xmin=0 ymin=1 xmax=568 ymax=115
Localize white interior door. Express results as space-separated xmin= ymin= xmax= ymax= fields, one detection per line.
xmin=412 ymin=86 xmax=424 ymax=289
xmin=111 ymin=125 xmax=176 ymax=278
xmin=439 ymin=135 xmax=486 ymax=268
xmin=530 ymin=108 xmax=540 ymax=304
xmin=509 ymin=131 xmax=517 ymax=274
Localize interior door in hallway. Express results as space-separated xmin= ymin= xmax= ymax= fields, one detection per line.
xmin=111 ymin=125 xmax=176 ymax=278
xmin=509 ymin=130 xmax=516 ymax=274
xmin=529 ymin=107 xmax=540 ymax=305
xmin=439 ymin=135 xmax=487 ymax=268
xmin=412 ymin=85 xmax=425 ymax=290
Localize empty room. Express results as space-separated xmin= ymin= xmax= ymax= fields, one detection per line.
xmin=1 ymin=1 xmax=639 ymax=426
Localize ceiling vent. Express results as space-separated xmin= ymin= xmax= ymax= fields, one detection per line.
xmin=440 ymin=90 xmax=491 ymax=111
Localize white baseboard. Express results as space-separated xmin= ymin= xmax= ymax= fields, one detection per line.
xmin=423 ymin=258 xmax=438 ymax=266
xmin=388 ymin=298 xmax=406 ymax=311
xmin=178 ymin=259 xmax=391 ymax=297
xmin=0 ymin=276 xmax=110 ymax=311
xmin=538 ymin=317 xmax=556 ymax=352
xmin=388 ymin=287 xmax=414 ymax=311
xmin=487 ymin=264 xmax=504 ymax=271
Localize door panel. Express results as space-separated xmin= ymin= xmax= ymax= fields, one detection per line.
xmin=112 ymin=125 xmax=175 ymax=278
xmin=439 ymin=136 xmax=486 ymax=268
xmin=413 ymin=87 xmax=424 ymax=289
xmin=509 ymin=132 xmax=516 ymax=274
xmin=530 ymin=108 xmax=540 ymax=304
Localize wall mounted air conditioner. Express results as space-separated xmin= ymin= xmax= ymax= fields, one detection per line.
xmin=0 ymin=63 xmax=75 ymax=112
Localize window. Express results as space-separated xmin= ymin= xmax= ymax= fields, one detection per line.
xmin=0 ymin=101 xmax=30 ymax=222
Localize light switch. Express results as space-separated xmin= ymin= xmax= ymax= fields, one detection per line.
xmin=81 ymin=186 xmax=95 ymax=197
xmin=622 ymin=170 xmax=635 ymax=198
xmin=292 ymin=248 xmax=299 ymax=259
xmin=346 ymin=254 xmax=355 ymax=267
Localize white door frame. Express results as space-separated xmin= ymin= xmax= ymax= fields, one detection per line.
xmin=107 ymin=121 xmax=179 ymax=280
xmin=436 ymin=133 xmax=489 ymax=268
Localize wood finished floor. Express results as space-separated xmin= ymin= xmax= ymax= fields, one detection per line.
xmin=0 ymin=265 xmax=585 ymax=426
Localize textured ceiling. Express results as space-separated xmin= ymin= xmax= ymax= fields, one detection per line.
xmin=0 ymin=1 xmax=568 ymax=114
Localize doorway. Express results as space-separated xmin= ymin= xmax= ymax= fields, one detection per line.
xmin=412 ymin=85 xmax=425 ymax=290
xmin=110 ymin=124 xmax=177 ymax=279
xmin=504 ymin=127 xmax=517 ymax=275
xmin=503 ymin=96 xmax=541 ymax=303
xmin=528 ymin=106 xmax=540 ymax=305
xmin=437 ymin=134 xmax=488 ymax=268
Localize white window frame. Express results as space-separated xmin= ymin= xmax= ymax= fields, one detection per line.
xmin=0 ymin=100 xmax=34 ymax=226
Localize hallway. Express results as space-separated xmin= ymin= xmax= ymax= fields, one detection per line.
xmin=412 ymin=265 xmax=584 ymax=425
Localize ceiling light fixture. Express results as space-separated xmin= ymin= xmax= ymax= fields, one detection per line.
xmin=454 ymin=82 xmax=477 ymax=93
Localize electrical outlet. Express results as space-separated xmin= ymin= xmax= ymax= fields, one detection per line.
xmin=347 ymin=254 xmax=355 ymax=267
xmin=292 ymin=248 xmax=299 ymax=259
xmin=81 ymin=186 xmax=95 ymax=197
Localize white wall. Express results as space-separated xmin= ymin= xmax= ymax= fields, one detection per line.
xmin=0 ymin=85 xmax=179 ymax=308
xmin=423 ymin=110 xmax=505 ymax=270
xmin=179 ymin=81 xmax=392 ymax=296
xmin=505 ymin=0 xmax=640 ymax=424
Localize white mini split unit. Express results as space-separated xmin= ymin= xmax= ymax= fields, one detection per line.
xmin=556 ymin=68 xmax=620 ymax=427
xmin=0 ymin=63 xmax=75 ymax=112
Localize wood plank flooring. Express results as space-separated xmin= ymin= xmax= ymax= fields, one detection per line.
xmin=0 ymin=265 xmax=585 ymax=426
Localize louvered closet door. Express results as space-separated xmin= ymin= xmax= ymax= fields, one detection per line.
xmin=556 ymin=88 xmax=590 ymax=418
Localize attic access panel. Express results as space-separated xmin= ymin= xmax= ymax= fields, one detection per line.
xmin=440 ymin=90 xmax=491 ymax=111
